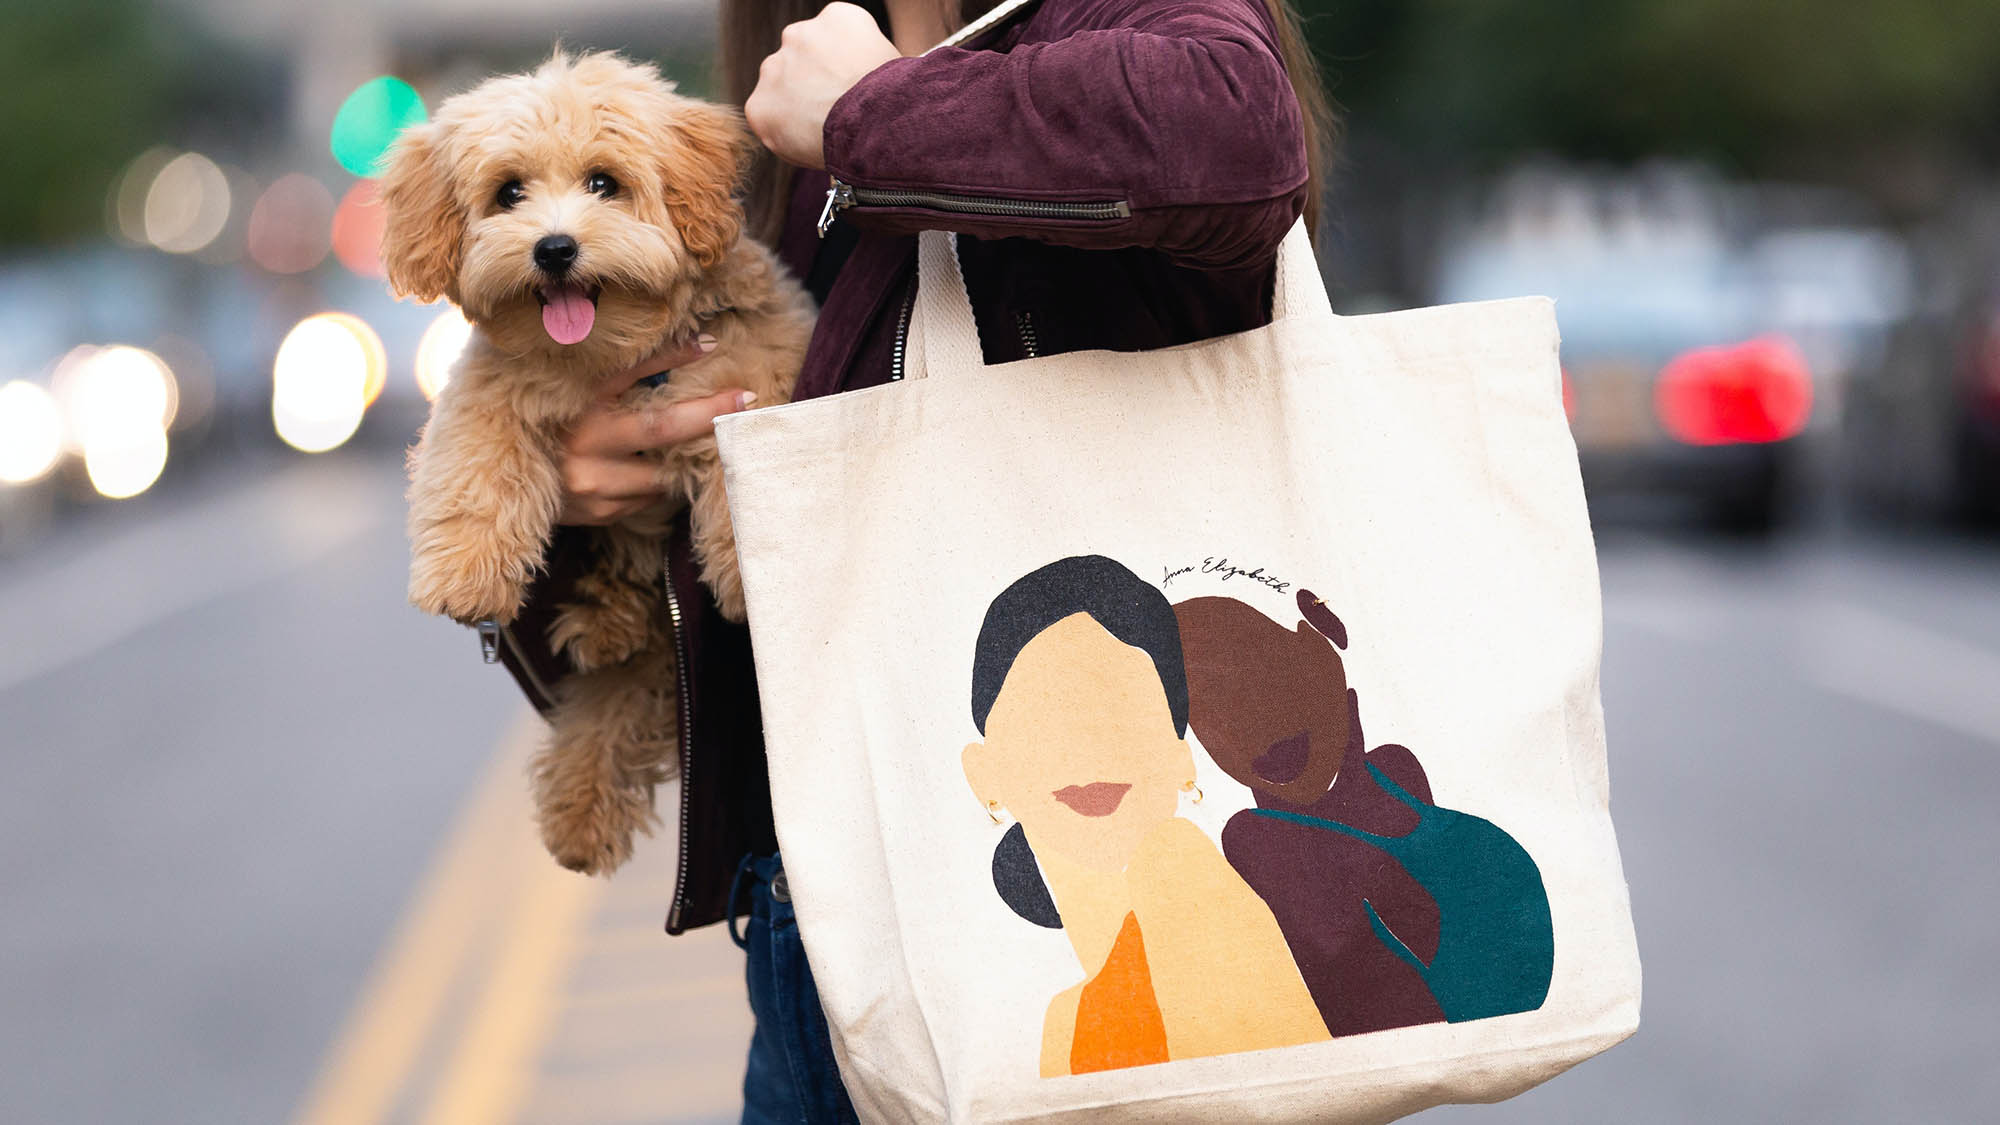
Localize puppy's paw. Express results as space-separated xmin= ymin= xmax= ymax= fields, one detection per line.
xmin=409 ymin=558 xmax=528 ymax=624
xmin=692 ymin=525 xmax=748 ymax=623
xmin=541 ymin=796 xmax=652 ymax=876
xmin=532 ymin=741 xmax=660 ymax=877
xmin=711 ymin=571 xmax=747 ymax=624
xmin=551 ymin=599 xmax=653 ymax=672
xmin=408 ymin=518 xmax=534 ymax=623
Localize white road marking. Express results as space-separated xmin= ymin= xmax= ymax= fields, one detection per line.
xmin=1801 ymin=601 xmax=2000 ymax=747
xmin=1607 ymin=562 xmax=2000 ymax=746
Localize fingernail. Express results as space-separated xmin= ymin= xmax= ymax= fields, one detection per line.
xmin=698 ymin=333 xmax=718 ymax=353
xmin=736 ymin=391 xmax=758 ymax=409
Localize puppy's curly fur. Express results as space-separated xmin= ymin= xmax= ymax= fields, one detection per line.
xmin=381 ymin=51 xmax=815 ymax=875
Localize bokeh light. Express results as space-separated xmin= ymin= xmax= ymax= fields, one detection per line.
xmin=247 ymin=174 xmax=335 ymax=274
xmin=0 ymin=381 xmax=65 ymax=485
xmin=331 ymin=180 xmax=387 ymax=278
xmin=44 ymin=346 xmax=179 ymax=500
xmin=331 ymin=77 xmax=427 ymax=178
xmin=273 ymin=313 xmax=385 ymax=453
xmin=144 ymin=153 xmax=232 ymax=254
xmin=415 ymin=305 xmax=474 ymax=402
xmin=84 ymin=426 xmax=169 ymax=500
xmin=109 ymin=148 xmax=176 ymax=246
xmin=52 ymin=346 xmax=180 ymax=451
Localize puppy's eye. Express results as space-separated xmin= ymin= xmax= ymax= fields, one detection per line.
xmin=585 ymin=171 xmax=619 ymax=199
xmin=495 ymin=180 xmax=526 ymax=210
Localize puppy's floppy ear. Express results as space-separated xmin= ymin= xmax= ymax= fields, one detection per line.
xmin=660 ymin=99 xmax=754 ymax=269
xmin=377 ymin=120 xmax=464 ymax=303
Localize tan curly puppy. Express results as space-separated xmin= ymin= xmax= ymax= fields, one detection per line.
xmin=380 ymin=51 xmax=816 ymax=875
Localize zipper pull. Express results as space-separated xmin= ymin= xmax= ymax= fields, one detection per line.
xmin=817 ymin=179 xmax=855 ymax=238
xmin=476 ymin=618 xmax=501 ymax=664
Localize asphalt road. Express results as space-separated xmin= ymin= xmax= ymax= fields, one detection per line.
xmin=2 ymin=450 xmax=1995 ymax=1124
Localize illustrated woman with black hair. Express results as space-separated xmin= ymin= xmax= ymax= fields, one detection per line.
xmin=960 ymin=555 xmax=1329 ymax=1077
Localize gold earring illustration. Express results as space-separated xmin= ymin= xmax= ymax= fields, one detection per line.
xmin=1182 ymin=779 xmax=1203 ymax=804
xmin=986 ymin=799 xmax=1004 ymax=825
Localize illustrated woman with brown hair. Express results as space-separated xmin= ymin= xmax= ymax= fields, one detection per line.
xmin=962 ymin=555 xmax=1329 ymax=1076
xmin=1173 ymin=590 xmax=1556 ymax=1038
xmin=1174 ymin=593 xmax=1448 ymax=1038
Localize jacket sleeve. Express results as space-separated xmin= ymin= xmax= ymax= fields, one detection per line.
xmin=820 ymin=0 xmax=1307 ymax=270
xmin=491 ymin=526 xmax=596 ymax=717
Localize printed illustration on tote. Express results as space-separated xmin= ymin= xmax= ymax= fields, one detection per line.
xmin=960 ymin=555 xmax=1555 ymax=1078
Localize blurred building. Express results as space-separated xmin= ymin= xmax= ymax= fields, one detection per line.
xmin=168 ymin=0 xmax=715 ymax=148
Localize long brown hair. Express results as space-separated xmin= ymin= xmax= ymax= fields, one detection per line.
xmin=720 ymin=0 xmax=1335 ymax=247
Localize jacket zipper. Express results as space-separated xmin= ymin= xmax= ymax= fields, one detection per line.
xmin=888 ymin=273 xmax=1043 ymax=379
xmin=819 ymin=178 xmax=1130 ymax=237
xmin=661 ymin=550 xmax=696 ymax=933
xmin=889 ymin=275 xmax=917 ymax=382
xmin=1015 ymin=309 xmax=1039 ymax=358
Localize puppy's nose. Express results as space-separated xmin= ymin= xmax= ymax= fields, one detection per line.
xmin=533 ymin=234 xmax=579 ymax=276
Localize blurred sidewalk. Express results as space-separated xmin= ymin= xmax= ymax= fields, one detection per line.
xmin=291 ymin=714 xmax=751 ymax=1125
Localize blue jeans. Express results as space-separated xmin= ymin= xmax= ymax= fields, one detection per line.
xmin=729 ymin=852 xmax=860 ymax=1125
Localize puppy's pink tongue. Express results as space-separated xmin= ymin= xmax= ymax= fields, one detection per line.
xmin=541 ymin=285 xmax=596 ymax=345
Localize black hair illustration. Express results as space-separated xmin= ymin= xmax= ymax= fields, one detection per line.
xmin=970 ymin=554 xmax=1188 ymax=737
xmin=970 ymin=555 xmax=1191 ymax=928
xmin=994 ymin=823 xmax=1062 ymax=928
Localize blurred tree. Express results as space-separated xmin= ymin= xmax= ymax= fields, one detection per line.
xmin=0 ymin=0 xmax=274 ymax=249
xmin=1298 ymin=0 xmax=2000 ymax=211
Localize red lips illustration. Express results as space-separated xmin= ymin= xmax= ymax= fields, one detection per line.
xmin=1052 ymin=782 xmax=1132 ymax=817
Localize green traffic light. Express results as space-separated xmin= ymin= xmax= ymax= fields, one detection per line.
xmin=330 ymin=77 xmax=427 ymax=178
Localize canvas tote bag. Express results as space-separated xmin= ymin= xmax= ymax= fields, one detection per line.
xmin=713 ymin=19 xmax=1639 ymax=1125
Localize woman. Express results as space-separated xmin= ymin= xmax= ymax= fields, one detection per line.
xmin=963 ymin=555 xmax=1328 ymax=1076
xmin=1172 ymin=592 xmax=1451 ymax=1039
xmin=494 ymin=0 xmax=1334 ymax=1118
xmin=1173 ymin=592 xmax=1555 ymax=1034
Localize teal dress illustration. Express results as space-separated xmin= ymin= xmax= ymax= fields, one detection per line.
xmin=1253 ymin=761 xmax=1555 ymax=1023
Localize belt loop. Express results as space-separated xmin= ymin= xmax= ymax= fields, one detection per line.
xmin=726 ymin=851 xmax=756 ymax=949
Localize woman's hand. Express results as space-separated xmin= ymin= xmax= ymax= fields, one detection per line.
xmin=555 ymin=332 xmax=754 ymax=526
xmin=744 ymin=2 xmax=901 ymax=170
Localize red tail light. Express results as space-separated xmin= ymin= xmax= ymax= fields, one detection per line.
xmin=1655 ymin=336 xmax=1813 ymax=445
xmin=1974 ymin=312 xmax=2000 ymax=417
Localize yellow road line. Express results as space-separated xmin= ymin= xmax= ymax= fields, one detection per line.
xmin=291 ymin=711 xmax=745 ymax=1125
xmin=289 ymin=712 xmax=543 ymax=1125
xmin=415 ymin=825 xmax=602 ymax=1125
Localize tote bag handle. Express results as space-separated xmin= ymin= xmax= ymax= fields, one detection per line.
xmin=927 ymin=0 xmax=1043 ymax=51
xmin=910 ymin=217 xmax=1333 ymax=382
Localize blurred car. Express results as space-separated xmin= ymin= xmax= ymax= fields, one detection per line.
xmin=1841 ymin=215 xmax=2000 ymax=526
xmin=1433 ymin=166 xmax=1910 ymax=530
xmin=0 ymin=238 xmax=447 ymax=540
xmin=1957 ymin=297 xmax=2000 ymax=519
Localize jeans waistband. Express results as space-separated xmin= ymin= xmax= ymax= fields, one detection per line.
xmin=727 ymin=850 xmax=784 ymax=949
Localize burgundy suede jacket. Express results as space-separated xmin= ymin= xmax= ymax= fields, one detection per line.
xmin=497 ymin=0 xmax=1309 ymax=933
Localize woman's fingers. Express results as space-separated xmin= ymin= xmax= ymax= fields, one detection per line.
xmin=600 ymin=331 xmax=718 ymax=398
xmin=554 ymin=327 xmax=750 ymax=526
xmin=560 ymin=453 xmax=668 ymax=506
xmin=567 ymin=387 xmax=759 ymax=458
xmin=558 ymin=492 xmax=652 ymax=527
